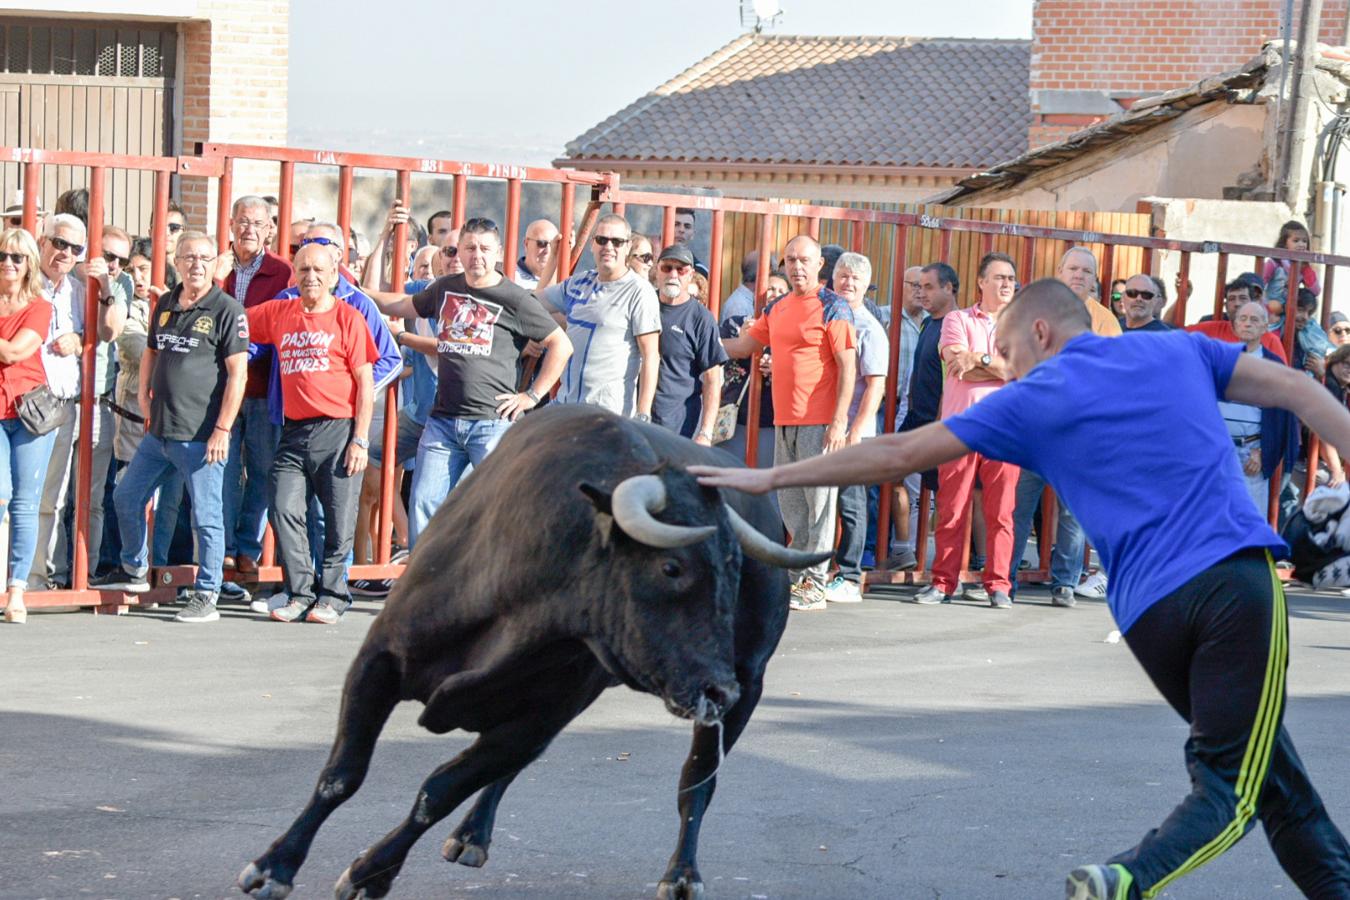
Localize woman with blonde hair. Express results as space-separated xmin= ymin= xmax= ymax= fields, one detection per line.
xmin=0 ymin=227 xmax=57 ymax=623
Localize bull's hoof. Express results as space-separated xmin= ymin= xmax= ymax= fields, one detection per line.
xmin=656 ymin=876 xmax=705 ymax=900
xmin=238 ymin=862 xmax=292 ymax=899
xmin=334 ymin=864 xmax=396 ymax=900
xmin=441 ymin=834 xmax=489 ymax=867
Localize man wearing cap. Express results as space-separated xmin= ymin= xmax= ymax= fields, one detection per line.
xmin=650 ymin=244 xmax=727 ymax=444
xmin=538 ymin=214 xmax=661 ymax=420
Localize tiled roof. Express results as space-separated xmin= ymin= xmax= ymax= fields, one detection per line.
xmin=561 ymin=35 xmax=1031 ymax=170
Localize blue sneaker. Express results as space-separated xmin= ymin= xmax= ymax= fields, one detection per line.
xmin=1065 ymin=864 xmax=1134 ymax=900
xmin=860 ymin=550 xmax=876 ymax=569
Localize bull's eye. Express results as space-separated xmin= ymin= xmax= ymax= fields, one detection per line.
xmin=661 ymin=560 xmax=683 ymax=579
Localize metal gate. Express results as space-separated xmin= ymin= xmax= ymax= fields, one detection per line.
xmin=0 ymin=18 xmax=174 ymax=232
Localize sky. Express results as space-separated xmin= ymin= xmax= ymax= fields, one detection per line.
xmin=289 ymin=0 xmax=1035 ymax=167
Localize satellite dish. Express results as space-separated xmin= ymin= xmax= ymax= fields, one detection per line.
xmin=752 ymin=0 xmax=781 ymax=19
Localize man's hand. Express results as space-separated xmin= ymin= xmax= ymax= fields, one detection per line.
xmin=213 ymin=248 xmax=235 ymax=282
xmin=345 ymin=441 xmax=369 ymax=476
xmin=384 ymin=199 xmax=411 ymax=235
xmin=1306 ymin=353 xmax=1327 ymax=380
xmin=758 ymin=352 xmax=772 ymax=379
xmin=386 ymin=316 xmax=406 ymax=340
xmin=951 ymin=349 xmax=986 ymax=379
xmin=86 ymin=255 xmax=112 ymax=292
xmin=495 ymin=391 xmax=536 ymax=422
xmin=1243 ymin=447 xmax=1261 ymax=477
xmin=693 ymin=432 xmax=712 ymax=447
xmin=688 ymin=464 xmax=774 ymax=495
xmin=824 ymin=420 xmax=847 ymax=452
xmin=205 ymin=427 xmax=230 ymax=464
xmin=521 ymin=339 xmax=544 ymax=359
xmin=52 ymin=332 xmax=82 ymax=357
xmin=845 ymin=427 xmax=865 ymax=447
xmin=138 ymin=392 xmax=152 ymax=429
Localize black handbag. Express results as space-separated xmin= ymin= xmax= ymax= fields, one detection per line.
xmin=15 ymin=384 xmax=66 ymax=436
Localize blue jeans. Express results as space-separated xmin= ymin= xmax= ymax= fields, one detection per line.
xmin=0 ymin=419 xmax=59 ymax=588
xmin=1009 ymin=468 xmax=1085 ymax=593
xmin=835 ymin=483 xmax=868 ymax=583
xmin=224 ymin=398 xmax=278 ymax=560
xmin=114 ymin=434 xmax=226 ymax=593
xmin=409 ymin=415 xmax=511 ymax=548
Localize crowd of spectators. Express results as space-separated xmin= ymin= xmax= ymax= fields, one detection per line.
xmin=0 ymin=194 xmax=1338 ymax=624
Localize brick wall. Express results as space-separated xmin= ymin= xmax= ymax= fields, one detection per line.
xmin=178 ymin=0 xmax=289 ymax=230
xmin=1029 ymin=0 xmax=1349 ymax=147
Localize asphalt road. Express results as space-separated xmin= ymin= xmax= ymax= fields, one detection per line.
xmin=2 ymin=583 xmax=1348 ymax=900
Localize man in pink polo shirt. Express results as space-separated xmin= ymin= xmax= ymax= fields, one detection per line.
xmin=914 ymin=252 xmax=1020 ymax=608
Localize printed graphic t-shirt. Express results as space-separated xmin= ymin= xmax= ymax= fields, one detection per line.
xmin=247 ymin=298 xmax=379 ymax=421
xmin=147 ymin=285 xmax=249 ymax=442
xmin=412 ymin=272 xmax=559 ymax=421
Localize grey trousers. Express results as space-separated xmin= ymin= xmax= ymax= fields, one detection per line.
xmin=774 ymin=424 xmax=837 ymax=588
xmin=269 ymin=418 xmax=360 ymax=608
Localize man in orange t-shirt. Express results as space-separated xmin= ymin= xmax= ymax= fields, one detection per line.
xmin=723 ymin=235 xmax=857 ymax=609
xmin=246 ymin=244 xmax=378 ymax=624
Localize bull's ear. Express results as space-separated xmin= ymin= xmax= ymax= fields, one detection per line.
xmin=579 ymin=483 xmax=616 ymax=548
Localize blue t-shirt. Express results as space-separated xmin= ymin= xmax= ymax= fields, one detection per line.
xmin=945 ymin=331 xmax=1285 ymax=633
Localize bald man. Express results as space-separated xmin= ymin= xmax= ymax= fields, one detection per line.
xmin=514 ymin=218 xmax=559 ymax=289
xmin=694 ymin=278 xmax=1350 ymax=900
xmin=723 ymin=234 xmax=857 ymax=609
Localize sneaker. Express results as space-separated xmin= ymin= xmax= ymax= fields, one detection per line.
xmin=911 ymin=585 xmax=950 ymax=605
xmin=90 ymin=568 xmax=150 ymax=594
xmin=1065 ymin=863 xmax=1133 ymax=900
xmin=825 ymin=576 xmax=862 ymax=603
xmin=218 ymin=582 xmax=251 ymax=605
xmin=878 ymin=548 xmax=919 ymax=571
xmin=1051 ymin=586 xmax=1077 ymax=608
xmin=390 ymin=546 xmax=410 ymax=565
xmin=988 ymin=590 xmax=1012 ymax=609
xmin=1075 ymin=571 xmax=1108 ymax=599
xmin=963 ymin=584 xmax=990 ymax=603
xmin=270 ymin=598 xmax=308 ymax=623
xmin=350 ymin=578 xmax=392 ymax=598
xmin=174 ymin=592 xmax=219 ymax=623
xmin=788 ymin=580 xmax=827 ymax=611
xmin=860 ymin=549 xmax=876 ymax=570
xmin=306 ymin=602 xmax=341 ymax=625
xmin=250 ymin=593 xmax=285 ymax=615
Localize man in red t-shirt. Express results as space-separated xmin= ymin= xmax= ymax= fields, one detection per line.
xmin=246 ymin=244 xmax=378 ymax=624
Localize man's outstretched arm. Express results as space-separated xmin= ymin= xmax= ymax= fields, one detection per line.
xmin=690 ymin=422 xmax=971 ymax=495
xmin=1226 ymin=353 xmax=1350 ymax=459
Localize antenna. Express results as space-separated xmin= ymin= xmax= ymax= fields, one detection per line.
xmin=739 ymin=0 xmax=782 ymax=33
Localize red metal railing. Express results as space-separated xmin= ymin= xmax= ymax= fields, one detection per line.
xmin=2 ymin=141 xmax=1347 ymax=613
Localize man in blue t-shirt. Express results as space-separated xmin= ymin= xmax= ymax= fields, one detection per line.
xmin=691 ymin=279 xmax=1350 ymax=900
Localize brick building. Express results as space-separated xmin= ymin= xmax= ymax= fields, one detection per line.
xmin=0 ymin=1 xmax=287 ymax=232
xmin=1029 ymin=0 xmax=1349 ymax=146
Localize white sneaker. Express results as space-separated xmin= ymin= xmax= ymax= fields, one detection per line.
xmin=250 ymin=593 xmax=287 ymax=615
xmin=1075 ymin=571 xmax=1108 ymax=599
xmin=788 ymin=580 xmax=827 ymax=611
xmin=825 ymin=576 xmax=863 ymax=603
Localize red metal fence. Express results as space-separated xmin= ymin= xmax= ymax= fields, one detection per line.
xmin=3 ymin=142 xmax=1345 ymax=613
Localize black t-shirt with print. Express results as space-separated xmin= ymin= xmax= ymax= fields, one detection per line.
xmin=411 ymin=272 xmax=559 ymax=421
xmin=147 ymin=285 xmax=249 ymax=442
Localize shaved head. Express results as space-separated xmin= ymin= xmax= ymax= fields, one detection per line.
xmin=995 ymin=278 xmax=1093 ymax=379
xmin=783 ymin=235 xmax=822 ymax=295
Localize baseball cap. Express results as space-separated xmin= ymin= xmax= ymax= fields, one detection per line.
xmin=658 ymin=243 xmax=696 ymax=266
xmin=1234 ymin=271 xmax=1265 ymax=294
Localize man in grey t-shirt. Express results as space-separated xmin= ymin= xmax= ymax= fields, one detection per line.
xmin=538 ymin=214 xmax=661 ymax=420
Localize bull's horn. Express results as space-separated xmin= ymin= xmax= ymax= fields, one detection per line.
xmin=611 ymin=475 xmax=717 ymax=548
xmin=724 ymin=504 xmax=833 ymax=569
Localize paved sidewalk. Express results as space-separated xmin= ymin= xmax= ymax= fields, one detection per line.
xmin=1 ymin=584 xmax=1348 ymax=898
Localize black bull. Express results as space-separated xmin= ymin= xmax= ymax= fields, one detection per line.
xmin=238 ymin=405 xmax=830 ymax=900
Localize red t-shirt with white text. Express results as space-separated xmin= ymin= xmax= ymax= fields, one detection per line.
xmin=246 ymin=298 xmax=379 ymax=420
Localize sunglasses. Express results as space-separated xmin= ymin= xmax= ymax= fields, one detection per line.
xmin=301 ymin=236 xmax=339 ymax=248
xmin=166 ymin=222 xmax=184 ymax=234
xmin=103 ymin=250 xmax=130 ymax=267
xmin=530 ymin=239 xmax=551 ymax=250
xmin=0 ymin=251 xmax=27 ymax=264
xmin=1124 ymin=288 xmax=1157 ymax=300
xmin=594 ymin=235 xmax=629 ymax=248
xmin=441 ymin=245 xmax=458 ymax=258
xmin=658 ymin=262 xmax=691 ymax=274
xmin=4 ymin=217 xmax=22 ymax=228
xmin=1333 ymin=327 xmax=1350 ymax=336
xmin=630 ymin=252 xmax=654 ymax=264
xmin=463 ymin=216 xmax=498 ymax=233
xmin=49 ymin=236 xmax=85 ymax=256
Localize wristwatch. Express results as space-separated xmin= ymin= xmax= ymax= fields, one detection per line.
xmin=633 ymin=412 xmax=651 ymax=423
xmin=524 ymin=386 xmax=541 ymax=404
xmin=99 ymin=292 xmax=117 ymax=307
xmin=979 ymin=353 xmax=993 ymax=367
xmin=351 ymin=436 xmax=370 ymax=449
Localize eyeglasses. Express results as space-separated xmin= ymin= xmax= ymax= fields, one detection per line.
xmin=166 ymin=222 xmax=184 ymax=234
xmin=658 ymin=262 xmax=691 ymax=274
xmin=233 ymin=218 xmax=270 ymax=233
xmin=630 ymin=253 xmax=654 ymax=264
xmin=441 ymin=245 xmax=458 ymax=258
xmin=4 ymin=217 xmax=22 ymax=228
xmin=1333 ymin=327 xmax=1350 ymax=336
xmin=0 ymin=251 xmax=27 ymax=264
xmin=103 ymin=250 xmax=130 ymax=267
xmin=530 ymin=239 xmax=551 ymax=250
xmin=1124 ymin=288 xmax=1157 ymax=300
xmin=594 ymin=235 xmax=629 ymax=248
xmin=49 ymin=236 xmax=85 ymax=256
xmin=176 ymin=253 xmax=216 ymax=266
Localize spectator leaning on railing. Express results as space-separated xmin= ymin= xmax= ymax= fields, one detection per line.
xmin=0 ymin=227 xmax=57 ymax=625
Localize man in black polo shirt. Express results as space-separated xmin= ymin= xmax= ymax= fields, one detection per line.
xmin=651 ymin=244 xmax=727 ymax=442
xmin=96 ymin=232 xmax=249 ymax=623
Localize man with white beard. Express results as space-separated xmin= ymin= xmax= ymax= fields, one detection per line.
xmin=648 ymin=243 xmax=726 ymax=443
